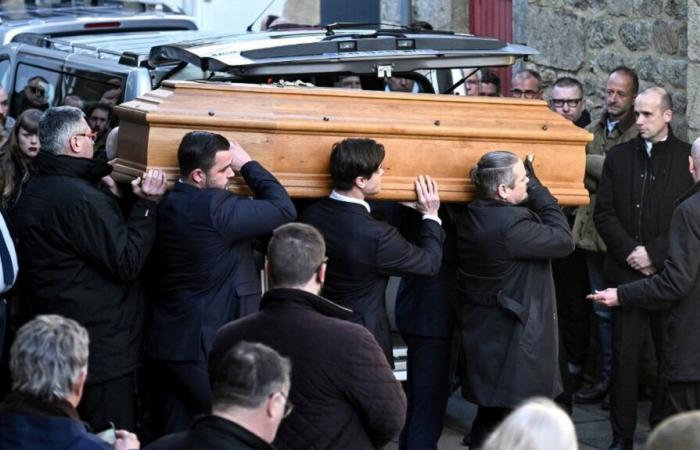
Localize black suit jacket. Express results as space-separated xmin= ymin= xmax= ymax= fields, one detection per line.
xmin=146 ymin=161 xmax=296 ymax=361
xmin=301 ymin=197 xmax=444 ymax=362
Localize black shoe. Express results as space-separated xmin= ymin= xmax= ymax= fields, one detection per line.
xmin=608 ymin=438 xmax=633 ymax=450
xmin=575 ymin=380 xmax=610 ymax=403
xmin=602 ymin=392 xmax=610 ymax=410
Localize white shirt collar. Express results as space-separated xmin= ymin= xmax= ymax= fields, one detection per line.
xmin=644 ymin=135 xmax=668 ymax=157
xmin=329 ymin=190 xmax=371 ymax=213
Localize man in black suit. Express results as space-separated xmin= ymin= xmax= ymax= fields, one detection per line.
xmin=146 ymin=131 xmax=296 ymax=434
xmin=301 ymin=138 xmax=444 ymax=364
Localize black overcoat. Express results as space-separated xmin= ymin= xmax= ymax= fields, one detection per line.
xmin=456 ymin=186 xmax=574 ymax=407
xmin=618 ymin=182 xmax=700 ymax=382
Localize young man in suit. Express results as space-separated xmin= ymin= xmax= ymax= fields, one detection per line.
xmin=301 ymin=138 xmax=444 ymax=364
xmin=146 ymin=131 xmax=296 ymax=434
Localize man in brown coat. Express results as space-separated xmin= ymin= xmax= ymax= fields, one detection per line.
xmin=572 ymin=66 xmax=639 ymax=407
xmin=209 ymin=223 xmax=406 ymax=450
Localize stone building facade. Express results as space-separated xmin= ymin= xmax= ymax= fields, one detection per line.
xmin=513 ymin=0 xmax=689 ymax=139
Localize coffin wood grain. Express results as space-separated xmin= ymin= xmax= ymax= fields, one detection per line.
xmin=113 ymin=80 xmax=591 ymax=205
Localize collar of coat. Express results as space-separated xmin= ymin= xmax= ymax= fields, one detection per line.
xmin=35 ymin=151 xmax=112 ymax=184
xmin=187 ymin=414 xmax=275 ymax=450
xmin=676 ymin=179 xmax=700 ymax=206
xmin=593 ymin=108 xmax=636 ymax=135
xmin=633 ymin=127 xmax=680 ymax=155
xmin=260 ymin=287 xmax=353 ymax=319
xmin=0 ymin=391 xmax=82 ymax=423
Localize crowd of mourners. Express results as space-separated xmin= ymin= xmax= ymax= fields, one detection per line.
xmin=1 ymin=60 xmax=700 ymax=450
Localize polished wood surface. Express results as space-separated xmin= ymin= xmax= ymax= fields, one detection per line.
xmin=113 ymin=80 xmax=591 ymax=205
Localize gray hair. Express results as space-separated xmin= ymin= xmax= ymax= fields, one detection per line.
xmin=105 ymin=126 xmax=119 ymax=161
xmin=645 ymin=410 xmax=700 ymax=450
xmin=471 ymin=151 xmax=520 ymax=199
xmin=482 ymin=398 xmax=578 ymax=450
xmin=211 ymin=341 xmax=291 ymax=411
xmin=38 ymin=106 xmax=86 ymax=156
xmin=10 ymin=314 xmax=89 ymax=402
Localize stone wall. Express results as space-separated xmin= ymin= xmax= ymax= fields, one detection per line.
xmin=513 ymin=0 xmax=689 ymax=139
xmin=687 ymin=0 xmax=700 ymax=142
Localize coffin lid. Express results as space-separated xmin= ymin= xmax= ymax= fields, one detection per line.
xmin=148 ymin=28 xmax=538 ymax=75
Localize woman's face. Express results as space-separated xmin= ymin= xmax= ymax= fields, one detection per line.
xmin=18 ymin=127 xmax=40 ymax=158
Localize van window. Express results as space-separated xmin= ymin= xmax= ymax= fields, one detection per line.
xmin=13 ymin=64 xmax=58 ymax=116
xmin=60 ymin=69 xmax=124 ymax=112
xmin=0 ymin=59 xmax=11 ymax=93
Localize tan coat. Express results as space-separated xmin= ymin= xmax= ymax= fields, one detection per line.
xmin=573 ymin=110 xmax=638 ymax=251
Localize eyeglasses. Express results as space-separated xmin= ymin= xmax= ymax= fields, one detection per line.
xmin=278 ymin=392 xmax=294 ymax=418
xmin=511 ymin=89 xmax=540 ymax=99
xmin=29 ymin=86 xmax=45 ymax=97
xmin=73 ymin=130 xmax=98 ymax=142
xmin=550 ymin=98 xmax=583 ymax=108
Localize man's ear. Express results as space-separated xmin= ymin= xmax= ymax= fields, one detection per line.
xmin=353 ymin=175 xmax=366 ymax=190
xmin=497 ymin=183 xmax=508 ymax=201
xmin=191 ymin=168 xmax=206 ymax=186
xmin=316 ymin=262 xmax=326 ymax=285
xmin=663 ymin=109 xmax=673 ymax=124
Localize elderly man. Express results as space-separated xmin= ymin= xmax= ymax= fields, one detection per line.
xmin=594 ymin=87 xmax=693 ymax=450
xmin=301 ymin=138 xmax=444 ymax=364
xmin=591 ymin=137 xmax=700 ymax=424
xmin=572 ymin=67 xmax=640 ymax=408
xmin=11 ymin=106 xmax=166 ymax=430
xmin=510 ymin=69 xmax=543 ymax=99
xmin=146 ymin=131 xmax=296 ymax=434
xmin=210 ymin=223 xmax=406 ymax=449
xmin=147 ymin=342 xmax=290 ymax=450
xmin=456 ymin=151 xmax=574 ymax=448
xmin=0 ymin=315 xmax=140 ymax=449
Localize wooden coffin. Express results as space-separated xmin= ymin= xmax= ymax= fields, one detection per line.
xmin=113 ymin=80 xmax=591 ymax=205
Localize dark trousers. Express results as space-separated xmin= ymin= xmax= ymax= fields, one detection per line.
xmin=611 ymin=308 xmax=668 ymax=442
xmin=147 ymin=359 xmax=212 ymax=436
xmin=399 ymin=334 xmax=451 ymax=450
xmin=469 ymin=406 xmax=511 ymax=449
xmin=78 ymin=372 xmax=136 ymax=430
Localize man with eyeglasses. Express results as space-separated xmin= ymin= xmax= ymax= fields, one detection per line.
xmin=148 ymin=341 xmax=291 ymax=450
xmin=550 ymin=77 xmax=590 ymax=128
xmin=209 ymin=223 xmax=406 ymax=450
xmin=10 ymin=106 xmax=167 ymax=431
xmin=510 ymin=69 xmax=543 ymax=99
xmin=571 ymin=67 xmax=640 ymax=414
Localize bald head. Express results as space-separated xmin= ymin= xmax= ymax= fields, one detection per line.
xmin=634 ymin=87 xmax=672 ymax=144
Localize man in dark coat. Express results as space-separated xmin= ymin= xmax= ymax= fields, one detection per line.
xmin=10 ymin=106 xmax=166 ymax=430
xmin=0 ymin=315 xmax=140 ymax=450
xmin=456 ymin=151 xmax=574 ymax=448
xmin=146 ymin=131 xmax=296 ymax=434
xmin=590 ymin=138 xmax=700 ymax=423
xmin=594 ymin=87 xmax=693 ymax=450
xmin=301 ymin=137 xmax=444 ymax=364
xmin=146 ymin=342 xmax=289 ymax=450
xmin=209 ymin=223 xmax=407 ymax=450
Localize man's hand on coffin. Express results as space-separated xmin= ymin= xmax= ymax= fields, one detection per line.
xmin=230 ymin=141 xmax=253 ymax=172
xmin=523 ymin=157 xmax=543 ymax=191
xmin=414 ymin=175 xmax=440 ymax=216
xmin=132 ymin=169 xmax=167 ymax=204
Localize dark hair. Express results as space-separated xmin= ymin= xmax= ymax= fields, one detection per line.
xmin=481 ymin=70 xmax=501 ymax=89
xmin=470 ymin=150 xmax=520 ymax=199
xmin=610 ymin=66 xmax=639 ymax=95
xmin=267 ymin=223 xmax=325 ymax=288
xmin=211 ymin=341 xmax=291 ymax=410
xmin=177 ymin=131 xmax=230 ymax=178
xmin=329 ymin=138 xmax=385 ymax=191
xmin=0 ymin=109 xmax=42 ymax=208
xmin=87 ymin=102 xmax=112 ymax=121
xmin=552 ymin=77 xmax=583 ymax=95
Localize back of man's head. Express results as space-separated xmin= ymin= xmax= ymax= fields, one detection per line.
xmin=267 ymin=223 xmax=325 ymax=289
xmin=470 ymin=150 xmax=520 ymax=200
xmin=177 ymin=131 xmax=230 ymax=178
xmin=39 ymin=106 xmax=85 ymax=156
xmin=10 ymin=315 xmax=89 ymax=403
xmin=330 ymin=138 xmax=385 ymax=191
xmin=646 ymin=411 xmax=700 ymax=450
xmin=211 ymin=341 xmax=291 ymax=414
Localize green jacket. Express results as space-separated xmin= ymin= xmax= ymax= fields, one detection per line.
xmin=572 ymin=109 xmax=638 ymax=251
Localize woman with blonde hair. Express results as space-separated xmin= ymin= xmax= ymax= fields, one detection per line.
xmin=0 ymin=108 xmax=42 ymax=209
xmin=481 ymin=398 xmax=578 ymax=450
